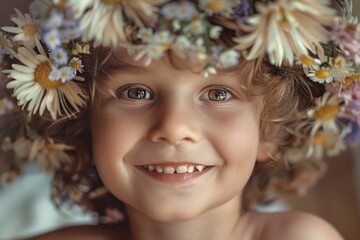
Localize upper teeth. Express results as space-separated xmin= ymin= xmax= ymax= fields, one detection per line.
xmin=144 ymin=164 xmax=206 ymax=174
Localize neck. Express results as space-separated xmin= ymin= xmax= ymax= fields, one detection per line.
xmin=125 ymin=196 xmax=243 ymax=240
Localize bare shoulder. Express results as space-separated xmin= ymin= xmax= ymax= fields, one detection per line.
xmin=25 ymin=224 xmax=124 ymax=240
xmin=249 ymin=211 xmax=344 ymax=240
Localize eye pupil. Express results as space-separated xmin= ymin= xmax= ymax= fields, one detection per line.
xmin=129 ymin=88 xmax=147 ymax=99
xmin=209 ymin=89 xmax=227 ymax=101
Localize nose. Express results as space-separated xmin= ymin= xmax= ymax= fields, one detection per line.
xmin=148 ymin=100 xmax=202 ymax=145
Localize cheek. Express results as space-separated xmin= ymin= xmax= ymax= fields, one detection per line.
xmin=208 ymin=111 xmax=260 ymax=183
xmin=91 ymin=113 xmax=143 ymax=166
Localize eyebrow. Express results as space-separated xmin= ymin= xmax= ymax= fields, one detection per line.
xmin=105 ymin=60 xmax=150 ymax=74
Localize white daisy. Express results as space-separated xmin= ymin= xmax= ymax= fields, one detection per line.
xmin=306 ymin=130 xmax=347 ymax=160
xmin=5 ymin=39 xmax=87 ymax=120
xmin=161 ymin=1 xmax=198 ymax=21
xmin=29 ymin=137 xmax=74 ymax=171
xmin=307 ymin=92 xmax=343 ymax=137
xmin=307 ymin=66 xmax=334 ymax=84
xmin=296 ymin=54 xmax=321 ymax=74
xmin=66 ymin=0 xmax=162 ymax=47
xmin=234 ymin=0 xmax=336 ymax=66
xmin=69 ymin=57 xmax=84 ymax=73
xmin=1 ymin=8 xmax=41 ymax=47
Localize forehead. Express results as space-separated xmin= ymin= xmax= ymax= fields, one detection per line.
xmin=103 ymin=47 xmax=252 ymax=83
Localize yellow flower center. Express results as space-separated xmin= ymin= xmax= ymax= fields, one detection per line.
xmin=0 ymin=101 xmax=6 ymax=110
xmin=315 ymin=69 xmax=331 ymax=79
xmin=70 ymin=60 xmax=80 ymax=70
xmin=161 ymin=44 xmax=170 ymax=51
xmin=314 ymin=105 xmax=340 ymax=122
xmin=300 ymin=55 xmax=315 ymax=66
xmin=313 ymin=132 xmax=329 ymax=146
xmin=346 ymin=23 xmax=357 ymax=32
xmin=22 ymin=24 xmax=37 ymax=37
xmin=35 ymin=61 xmax=63 ymax=89
xmin=0 ymin=37 xmax=10 ymax=48
xmin=101 ymin=0 xmax=121 ymax=4
xmin=205 ymin=1 xmax=225 ymax=11
xmin=345 ymin=74 xmax=360 ymax=86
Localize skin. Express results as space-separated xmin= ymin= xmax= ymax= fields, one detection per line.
xmin=26 ymin=50 xmax=344 ymax=240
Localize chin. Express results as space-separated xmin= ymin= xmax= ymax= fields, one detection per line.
xmin=132 ymin=202 xmax=205 ymax=223
xmin=148 ymin=209 xmax=202 ymax=223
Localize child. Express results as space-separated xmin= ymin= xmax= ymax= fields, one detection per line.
xmin=0 ymin=0 xmax=358 ymax=239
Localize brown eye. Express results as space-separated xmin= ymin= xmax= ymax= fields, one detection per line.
xmin=207 ymin=89 xmax=231 ymax=101
xmin=117 ymin=86 xmax=152 ymax=100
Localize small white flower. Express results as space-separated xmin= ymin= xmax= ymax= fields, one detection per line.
xmin=69 ymin=57 xmax=84 ymax=73
xmin=202 ymin=66 xmax=217 ymax=78
xmin=49 ymin=65 xmax=61 ymax=81
xmin=218 ymin=50 xmax=239 ymax=68
xmin=135 ymin=44 xmax=167 ymax=66
xmin=209 ymin=26 xmax=223 ymax=39
xmin=153 ymin=31 xmax=172 ymax=45
xmin=137 ymin=28 xmax=153 ymax=43
xmin=176 ymin=1 xmax=198 ymax=21
xmin=50 ymin=48 xmax=69 ymax=65
xmin=161 ymin=2 xmax=179 ymax=20
xmin=43 ymin=10 xmax=64 ymax=30
xmin=58 ymin=66 xmax=75 ymax=83
xmin=160 ymin=1 xmax=197 ymax=22
xmin=186 ymin=20 xmax=206 ymax=35
xmin=0 ymin=98 xmax=15 ymax=115
xmin=43 ymin=29 xmax=61 ymax=49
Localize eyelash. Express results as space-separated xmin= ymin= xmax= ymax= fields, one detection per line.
xmin=115 ymin=85 xmax=235 ymax=102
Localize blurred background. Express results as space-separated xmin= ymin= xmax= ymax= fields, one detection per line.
xmin=0 ymin=0 xmax=359 ymax=239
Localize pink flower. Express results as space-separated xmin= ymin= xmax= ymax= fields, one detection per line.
xmin=102 ymin=208 xmax=124 ymax=224
xmin=340 ymin=80 xmax=360 ymax=125
xmin=331 ymin=18 xmax=360 ymax=65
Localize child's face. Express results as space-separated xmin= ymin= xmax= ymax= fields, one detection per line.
xmin=91 ymin=50 xmax=266 ymax=222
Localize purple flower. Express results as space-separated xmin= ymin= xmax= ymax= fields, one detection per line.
xmin=233 ymin=1 xmax=250 ymax=23
xmin=343 ymin=120 xmax=360 ymax=145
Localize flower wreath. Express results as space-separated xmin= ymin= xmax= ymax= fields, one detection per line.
xmin=0 ymin=0 xmax=359 ymax=223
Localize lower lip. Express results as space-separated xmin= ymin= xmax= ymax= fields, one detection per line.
xmin=136 ymin=166 xmax=212 ymax=184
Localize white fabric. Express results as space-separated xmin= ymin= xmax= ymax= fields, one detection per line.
xmin=0 ymin=164 xmax=93 ymax=240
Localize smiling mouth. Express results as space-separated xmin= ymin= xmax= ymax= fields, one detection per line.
xmin=143 ymin=164 xmax=207 ymax=174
